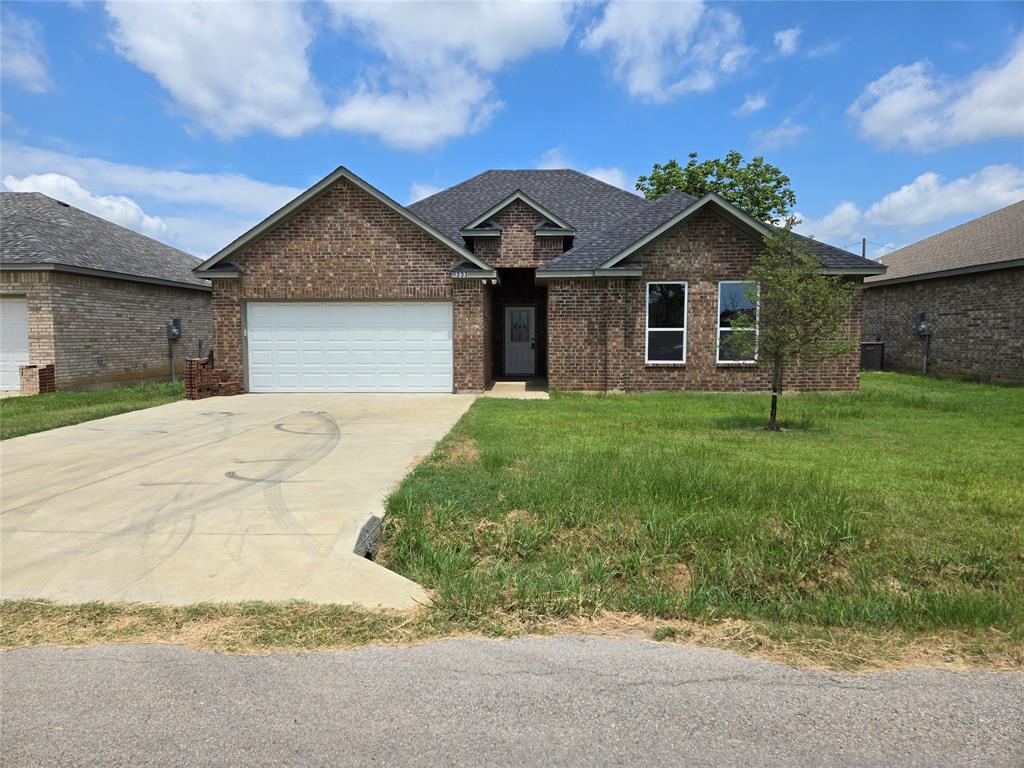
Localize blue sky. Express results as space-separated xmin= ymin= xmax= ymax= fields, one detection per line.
xmin=2 ymin=1 xmax=1022 ymax=258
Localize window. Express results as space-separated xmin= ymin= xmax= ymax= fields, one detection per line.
xmin=717 ymin=281 xmax=758 ymax=363
xmin=646 ymin=282 xmax=687 ymax=363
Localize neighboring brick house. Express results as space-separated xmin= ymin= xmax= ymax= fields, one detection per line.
xmin=192 ymin=167 xmax=883 ymax=396
xmin=862 ymin=201 xmax=1024 ymax=383
xmin=1 ymin=193 xmax=212 ymax=393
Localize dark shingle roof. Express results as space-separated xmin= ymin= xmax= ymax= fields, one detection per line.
xmin=409 ymin=171 xmax=881 ymax=273
xmin=408 ymin=169 xmax=649 ymax=244
xmin=1 ymin=192 xmax=208 ymax=289
xmin=865 ymin=200 xmax=1024 ymax=284
xmin=544 ymin=190 xmax=697 ymax=270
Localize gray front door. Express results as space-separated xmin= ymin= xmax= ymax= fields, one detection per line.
xmin=504 ymin=306 xmax=535 ymax=376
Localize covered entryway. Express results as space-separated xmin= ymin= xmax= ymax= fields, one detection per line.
xmin=0 ymin=297 xmax=29 ymax=391
xmin=491 ymin=268 xmax=547 ymax=379
xmin=246 ymin=302 xmax=453 ymax=393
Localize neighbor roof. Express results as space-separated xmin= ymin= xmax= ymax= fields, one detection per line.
xmin=865 ymin=200 xmax=1024 ymax=286
xmin=1 ymin=192 xmax=208 ymax=290
xmin=412 ymin=170 xmax=882 ymax=275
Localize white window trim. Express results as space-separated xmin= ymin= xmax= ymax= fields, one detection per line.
xmin=645 ymin=281 xmax=688 ymax=365
xmin=716 ymin=280 xmax=759 ymax=365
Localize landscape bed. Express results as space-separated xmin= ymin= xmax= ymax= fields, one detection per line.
xmin=2 ymin=373 xmax=1021 ymax=669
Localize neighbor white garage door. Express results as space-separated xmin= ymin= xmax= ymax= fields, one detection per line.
xmin=1 ymin=297 xmax=30 ymax=391
xmin=246 ymin=302 xmax=453 ymax=393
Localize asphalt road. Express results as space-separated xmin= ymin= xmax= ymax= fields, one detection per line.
xmin=2 ymin=636 xmax=1021 ymax=767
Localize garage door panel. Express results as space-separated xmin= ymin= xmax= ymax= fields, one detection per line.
xmin=1 ymin=298 xmax=30 ymax=391
xmin=246 ymin=301 xmax=453 ymax=393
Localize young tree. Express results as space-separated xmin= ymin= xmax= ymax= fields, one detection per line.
xmin=636 ymin=150 xmax=796 ymax=223
xmin=719 ymin=222 xmax=859 ymax=430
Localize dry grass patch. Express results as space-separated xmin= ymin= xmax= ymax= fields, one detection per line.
xmin=436 ymin=437 xmax=480 ymax=466
xmin=2 ymin=600 xmax=1021 ymax=673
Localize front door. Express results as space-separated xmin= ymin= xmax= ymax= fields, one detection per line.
xmin=504 ymin=306 xmax=535 ymax=376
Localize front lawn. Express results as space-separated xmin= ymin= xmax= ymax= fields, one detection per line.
xmin=0 ymin=380 xmax=184 ymax=439
xmin=381 ymin=373 xmax=1024 ymax=643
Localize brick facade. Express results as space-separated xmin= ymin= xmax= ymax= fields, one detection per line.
xmin=547 ymin=208 xmax=863 ymax=392
xmin=1 ymin=269 xmax=212 ymax=391
xmin=862 ymin=266 xmax=1024 ymax=383
xmin=210 ymin=176 xmax=491 ymax=393
xmin=471 ymin=199 xmax=564 ymax=269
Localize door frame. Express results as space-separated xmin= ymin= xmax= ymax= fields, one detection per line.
xmin=503 ymin=305 xmax=536 ymax=376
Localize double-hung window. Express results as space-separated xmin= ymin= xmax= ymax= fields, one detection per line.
xmin=717 ymin=281 xmax=758 ymax=363
xmin=646 ymin=282 xmax=688 ymax=363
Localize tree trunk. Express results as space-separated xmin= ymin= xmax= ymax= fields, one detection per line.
xmin=767 ymin=360 xmax=783 ymax=430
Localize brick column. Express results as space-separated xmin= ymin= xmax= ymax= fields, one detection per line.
xmin=212 ymin=281 xmax=244 ymax=384
xmin=453 ymin=279 xmax=489 ymax=392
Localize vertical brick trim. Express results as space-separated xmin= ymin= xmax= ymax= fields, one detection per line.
xmin=212 ymin=280 xmax=244 ymax=386
xmin=453 ymin=279 xmax=489 ymax=391
xmin=604 ymin=278 xmax=627 ymax=392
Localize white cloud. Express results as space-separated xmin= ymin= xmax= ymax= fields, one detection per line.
xmin=3 ymin=173 xmax=167 ymax=237
xmin=101 ymin=1 xmax=576 ymax=149
xmin=1 ymin=10 xmax=54 ymax=93
xmin=585 ymin=166 xmax=630 ymax=190
xmin=849 ymin=33 xmax=1024 ymax=151
xmin=753 ymin=117 xmax=809 ymax=150
xmin=0 ymin=143 xmax=304 ymax=256
xmin=106 ymin=1 xmax=324 ymax=139
xmin=537 ymin=147 xmax=571 ymax=169
xmin=408 ymin=182 xmax=443 ymax=204
xmin=865 ymin=165 xmax=1024 ymax=228
xmin=536 ymin=147 xmax=634 ymax=191
xmin=582 ymin=0 xmax=751 ymax=101
xmin=1 ymin=143 xmax=300 ymax=215
xmin=806 ymin=40 xmax=841 ymax=58
xmin=326 ymin=1 xmax=572 ymax=149
xmin=794 ymin=201 xmax=862 ymax=243
xmin=796 ymin=164 xmax=1024 ymax=244
xmin=774 ymin=27 xmax=801 ymax=57
xmin=733 ymin=92 xmax=767 ymax=116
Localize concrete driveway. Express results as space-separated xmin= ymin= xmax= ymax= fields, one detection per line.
xmin=0 ymin=393 xmax=474 ymax=608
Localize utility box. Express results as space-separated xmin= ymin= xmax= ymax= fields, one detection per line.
xmin=860 ymin=341 xmax=885 ymax=371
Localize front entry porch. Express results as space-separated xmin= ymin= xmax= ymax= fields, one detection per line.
xmin=490 ymin=268 xmax=547 ymax=379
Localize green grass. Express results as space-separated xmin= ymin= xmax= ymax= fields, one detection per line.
xmin=381 ymin=373 xmax=1024 ymax=639
xmin=0 ymin=380 xmax=184 ymax=439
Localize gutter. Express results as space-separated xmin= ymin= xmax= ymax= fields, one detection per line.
xmin=863 ymin=258 xmax=1023 ymax=287
xmin=535 ymin=268 xmax=643 ymax=279
xmin=1 ymin=262 xmax=212 ymax=292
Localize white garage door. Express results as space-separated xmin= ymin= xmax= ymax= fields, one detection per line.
xmin=1 ymin=298 xmax=30 ymax=391
xmin=246 ymin=302 xmax=453 ymax=393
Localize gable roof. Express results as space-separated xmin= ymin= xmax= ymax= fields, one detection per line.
xmin=539 ymin=190 xmax=883 ymax=275
xmin=409 ymin=169 xmax=649 ymax=245
xmin=0 ymin=192 xmax=208 ymax=290
xmin=194 ymin=166 xmax=489 ymax=275
xmin=865 ymin=200 xmax=1024 ymax=286
xmin=462 ymin=190 xmax=574 ymax=231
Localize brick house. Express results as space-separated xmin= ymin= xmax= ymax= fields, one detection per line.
xmin=192 ymin=167 xmax=883 ymax=395
xmin=1 ymin=193 xmax=212 ymax=394
xmin=862 ymin=200 xmax=1024 ymax=383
